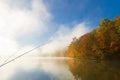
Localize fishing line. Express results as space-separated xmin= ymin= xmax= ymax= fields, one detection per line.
xmin=0 ymin=39 xmax=50 ymax=68
xmin=2 ymin=48 xmax=22 ymax=64
xmin=1 ymin=41 xmax=39 ymax=65
xmin=0 ymin=45 xmax=41 ymax=68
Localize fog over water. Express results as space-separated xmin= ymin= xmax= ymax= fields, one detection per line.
xmin=0 ymin=56 xmax=120 ymax=80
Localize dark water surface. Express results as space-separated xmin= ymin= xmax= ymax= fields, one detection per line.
xmin=0 ymin=57 xmax=120 ymax=80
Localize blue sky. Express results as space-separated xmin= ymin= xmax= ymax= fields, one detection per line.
xmin=0 ymin=0 xmax=120 ymax=55
xmin=43 ymin=0 xmax=120 ymax=26
xmin=33 ymin=0 xmax=120 ymax=48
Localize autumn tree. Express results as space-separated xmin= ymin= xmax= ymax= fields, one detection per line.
xmin=66 ymin=16 xmax=120 ymax=60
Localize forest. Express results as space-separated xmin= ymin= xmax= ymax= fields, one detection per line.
xmin=66 ymin=16 xmax=120 ymax=60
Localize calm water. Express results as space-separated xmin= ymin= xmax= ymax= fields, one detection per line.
xmin=0 ymin=57 xmax=120 ymax=80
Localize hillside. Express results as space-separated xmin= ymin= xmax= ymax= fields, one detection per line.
xmin=67 ymin=16 xmax=120 ymax=60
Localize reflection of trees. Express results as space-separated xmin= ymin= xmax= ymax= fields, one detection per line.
xmin=67 ymin=59 xmax=120 ymax=80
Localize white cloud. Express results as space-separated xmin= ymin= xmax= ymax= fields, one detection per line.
xmin=0 ymin=0 xmax=51 ymax=55
xmin=0 ymin=0 xmax=91 ymax=57
xmin=40 ymin=22 xmax=90 ymax=55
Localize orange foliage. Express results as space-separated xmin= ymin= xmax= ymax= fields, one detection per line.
xmin=66 ymin=16 xmax=120 ymax=60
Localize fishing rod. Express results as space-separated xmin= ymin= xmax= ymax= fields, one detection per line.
xmin=0 ymin=45 xmax=41 ymax=68
xmin=0 ymin=39 xmax=50 ymax=68
xmin=2 ymin=41 xmax=42 ymax=64
xmin=2 ymin=48 xmax=21 ymax=64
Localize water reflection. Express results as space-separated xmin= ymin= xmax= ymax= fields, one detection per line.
xmin=0 ymin=57 xmax=120 ymax=80
xmin=9 ymin=58 xmax=74 ymax=80
xmin=10 ymin=69 xmax=52 ymax=80
xmin=67 ymin=59 xmax=120 ymax=80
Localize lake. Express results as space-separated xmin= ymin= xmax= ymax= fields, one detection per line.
xmin=0 ymin=57 xmax=120 ymax=80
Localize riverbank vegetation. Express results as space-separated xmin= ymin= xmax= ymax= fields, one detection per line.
xmin=66 ymin=16 xmax=120 ymax=60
